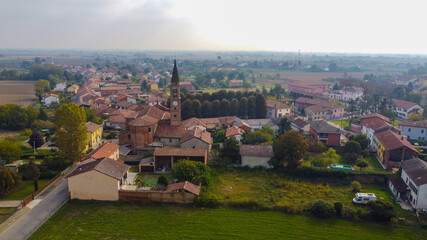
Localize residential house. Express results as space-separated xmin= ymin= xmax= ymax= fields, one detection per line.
xmin=42 ymin=93 xmax=59 ymax=106
xmin=67 ymin=84 xmax=79 ymax=94
xmin=309 ymin=120 xmax=343 ymax=146
xmin=373 ymin=130 xmax=418 ymax=169
xmin=67 ymin=157 xmax=130 ymax=201
xmin=54 ymin=83 xmax=66 ymax=92
xmin=243 ymin=119 xmax=279 ymax=132
xmin=226 ymin=126 xmax=245 ymax=141
xmin=86 ymin=121 xmax=103 ymax=150
xmin=153 ymin=148 xmax=207 ymax=172
xmin=291 ymin=118 xmax=310 ymax=134
xmin=295 ymin=97 xmax=345 ymax=119
xmin=83 ymin=141 xmax=120 ymax=161
xmin=400 ymin=158 xmax=427 ymax=210
xmin=180 ymin=128 xmax=212 ymax=151
xmin=328 ymin=86 xmax=363 ymax=102
xmin=266 ymin=99 xmax=292 ymax=118
xmin=392 ymin=98 xmax=423 ymax=119
xmin=305 ymin=105 xmax=331 ymax=121
xmin=228 ymin=80 xmax=244 ymax=87
xmin=239 ymin=145 xmax=274 ymax=168
xmin=398 ymin=120 xmax=427 ymax=141
xmin=288 ymin=81 xmax=328 ymax=99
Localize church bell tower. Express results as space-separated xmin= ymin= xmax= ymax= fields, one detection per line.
xmin=170 ymin=60 xmax=181 ymax=126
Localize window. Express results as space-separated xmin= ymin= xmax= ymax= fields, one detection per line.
xmin=408 ymin=128 xmax=411 ymax=132
xmin=422 ymin=130 xmax=424 ymax=133
xmin=148 ymin=128 xmax=152 ymax=133
xmin=169 ymin=138 xmax=172 ymax=143
xmin=128 ymin=134 xmax=130 ymax=139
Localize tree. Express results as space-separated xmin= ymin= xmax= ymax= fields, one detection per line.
xmin=157 ymin=174 xmax=168 ymax=186
xmin=0 ymin=167 xmax=22 ymax=195
xmin=213 ymin=130 xmax=226 ymax=143
xmin=38 ymin=107 xmax=48 ymax=121
xmin=34 ymin=79 xmax=50 ymax=100
xmin=356 ymin=158 xmax=369 ymax=170
xmin=334 ymin=202 xmax=343 ymax=216
xmin=220 ymin=136 xmax=240 ymax=164
xmin=351 ymin=181 xmax=362 ymax=192
xmin=192 ymin=99 xmax=202 ymax=118
xmin=274 ymin=130 xmax=308 ymax=169
xmin=181 ymin=99 xmax=195 ymax=120
xmin=241 ymin=127 xmax=275 ymax=145
xmin=276 ymin=117 xmax=292 ymax=137
xmin=26 ymin=157 xmax=40 ymax=191
xmin=84 ymin=108 xmax=102 ymax=124
xmin=255 ymin=94 xmax=267 ymax=118
xmin=230 ymin=98 xmax=239 ymax=116
xmin=220 ymin=99 xmax=230 ymax=116
xmin=238 ymin=97 xmax=248 ymax=118
xmin=344 ymin=140 xmax=361 ymax=155
xmin=407 ymin=113 xmax=423 ymax=121
xmin=55 ymin=103 xmax=88 ymax=163
xmin=348 ymin=133 xmax=369 ymax=150
xmin=405 ymin=92 xmax=422 ymax=105
xmin=172 ymin=160 xmax=211 ymax=186
xmin=29 ymin=130 xmax=45 ymax=149
xmin=247 ymin=96 xmax=256 ymax=119
xmin=0 ymin=138 xmax=22 ymax=163
xmin=212 ymin=100 xmax=221 ymax=117
xmin=201 ymin=100 xmax=212 ymax=118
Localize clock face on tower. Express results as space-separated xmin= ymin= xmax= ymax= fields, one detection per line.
xmin=172 ymin=101 xmax=178 ymax=106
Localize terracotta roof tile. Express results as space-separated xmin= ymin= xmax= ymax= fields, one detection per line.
xmin=266 ymin=99 xmax=291 ymax=109
xmin=166 ymin=181 xmax=200 ymax=196
xmin=374 ymin=130 xmax=417 ymax=152
xmin=83 ymin=142 xmax=120 ymax=161
xmin=226 ymin=126 xmax=245 ymax=137
xmin=86 ymin=121 xmax=102 ymax=133
xmin=392 ymin=98 xmax=418 ymax=109
xmin=239 ymin=144 xmax=274 ymax=157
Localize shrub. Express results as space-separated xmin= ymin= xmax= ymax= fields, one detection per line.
xmin=322 ymin=148 xmax=339 ymax=160
xmin=194 ymin=191 xmax=222 ymax=208
xmin=172 ymin=159 xmax=212 ymax=186
xmin=129 ymin=166 xmax=139 ymax=173
xmin=344 ymin=140 xmax=361 ymax=155
xmin=343 ymin=152 xmax=359 ymax=165
xmin=356 ymin=158 xmax=369 ymax=170
xmin=24 ymin=129 xmax=33 ymax=137
xmin=334 ymin=202 xmax=343 ymax=216
xmin=366 ymin=200 xmax=396 ymax=221
xmin=158 ymin=174 xmax=168 ymax=186
xmin=311 ymin=200 xmax=334 ymax=218
xmin=105 ymin=132 xmax=117 ymax=139
xmin=308 ymin=140 xmax=326 ymax=153
xmin=361 ymin=148 xmax=370 ymax=158
xmin=0 ymin=167 xmax=22 ymax=195
xmin=311 ymin=156 xmax=331 ymax=168
xmin=351 ymin=181 xmax=362 ymax=192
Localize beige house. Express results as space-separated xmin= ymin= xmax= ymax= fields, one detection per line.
xmin=67 ymin=157 xmax=130 ymax=201
xmin=239 ymin=145 xmax=274 ymax=168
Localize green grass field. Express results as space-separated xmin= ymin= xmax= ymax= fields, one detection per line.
xmin=29 ymin=201 xmax=424 ymax=240
xmin=0 ymin=179 xmax=49 ymax=200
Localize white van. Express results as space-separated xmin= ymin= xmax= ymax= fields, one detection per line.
xmin=352 ymin=193 xmax=377 ymax=204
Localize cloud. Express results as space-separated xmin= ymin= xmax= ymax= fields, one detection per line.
xmin=0 ymin=0 xmax=209 ymax=50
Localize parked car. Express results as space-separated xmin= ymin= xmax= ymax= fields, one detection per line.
xmin=353 ymin=193 xmax=377 ymax=204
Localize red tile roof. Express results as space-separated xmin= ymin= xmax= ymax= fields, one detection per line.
xmin=266 ymin=99 xmax=291 ymax=109
xmin=166 ymin=181 xmax=200 ymax=196
xmin=360 ymin=113 xmax=390 ymax=123
xmin=239 ymin=144 xmax=274 ymax=157
xmin=154 ymin=148 xmax=207 ymax=157
xmin=83 ymin=142 xmax=120 ymax=161
xmin=374 ymin=130 xmax=417 ymax=152
xmin=86 ymin=121 xmax=102 ymax=133
xmin=180 ymin=128 xmax=212 ymax=144
xmin=182 ymin=117 xmax=207 ymax=128
xmin=129 ymin=115 xmax=158 ymax=127
xmin=68 ymin=157 xmax=129 ymax=180
xmin=226 ymin=125 xmax=245 ymax=137
xmin=398 ymin=120 xmax=427 ymax=128
xmin=392 ymin=98 xmax=418 ymax=109
xmin=155 ymin=121 xmax=189 ymax=138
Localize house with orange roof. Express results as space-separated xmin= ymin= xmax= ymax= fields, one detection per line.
xmin=83 ymin=141 xmax=120 ymax=162
xmin=41 ymin=93 xmax=59 ymax=106
xmin=226 ymin=125 xmax=245 ymax=141
xmin=373 ymin=129 xmax=418 ymax=169
xmin=266 ymin=99 xmax=292 ymax=118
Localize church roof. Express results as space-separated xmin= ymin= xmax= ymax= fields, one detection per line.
xmin=171 ymin=60 xmax=179 ymax=84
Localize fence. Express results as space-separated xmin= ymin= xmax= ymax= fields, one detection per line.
xmin=20 ymin=165 xmax=73 ymax=207
xmin=118 ymin=190 xmax=196 ymax=204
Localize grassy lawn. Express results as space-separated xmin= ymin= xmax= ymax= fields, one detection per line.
xmin=29 ymin=201 xmax=425 ymax=240
xmin=333 ymin=119 xmax=350 ymax=128
xmin=0 ymin=179 xmax=50 ymax=200
xmin=0 ymin=208 xmax=16 ymax=224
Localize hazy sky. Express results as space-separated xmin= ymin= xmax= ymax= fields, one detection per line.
xmin=1 ymin=0 xmax=427 ymax=54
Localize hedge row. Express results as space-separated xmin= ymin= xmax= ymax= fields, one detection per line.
xmin=22 ymin=153 xmax=59 ymax=159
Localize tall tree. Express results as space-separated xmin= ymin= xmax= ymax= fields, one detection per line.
xmin=0 ymin=138 xmax=22 ymax=163
xmin=276 ymin=117 xmax=292 ymax=137
xmin=212 ymin=100 xmax=221 ymax=117
xmin=34 ymin=79 xmax=50 ymax=100
xmin=181 ymin=99 xmax=195 ymax=120
xmin=29 ymin=130 xmax=45 ymax=149
xmin=192 ymin=99 xmax=202 ymax=118
xmin=220 ymin=99 xmax=230 ymax=116
xmin=0 ymin=167 xmax=22 ymax=195
xmin=255 ymin=94 xmax=267 ymax=118
xmin=26 ymin=157 xmax=40 ymax=191
xmin=230 ymin=98 xmax=239 ymax=116
xmin=55 ymin=103 xmax=88 ymax=163
xmin=220 ymin=136 xmax=240 ymax=165
xmin=238 ymin=97 xmax=248 ymax=118
xmin=247 ymin=95 xmax=256 ymax=119
xmin=274 ymin=130 xmax=308 ymax=169
xmin=201 ymin=100 xmax=212 ymax=118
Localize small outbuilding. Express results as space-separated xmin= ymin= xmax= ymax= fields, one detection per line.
xmin=239 ymin=144 xmax=274 ymax=168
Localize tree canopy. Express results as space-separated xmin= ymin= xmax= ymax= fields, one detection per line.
xmin=274 ymin=130 xmax=308 ymax=169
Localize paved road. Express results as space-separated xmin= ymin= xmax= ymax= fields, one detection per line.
xmin=0 ymin=180 xmax=69 ymax=240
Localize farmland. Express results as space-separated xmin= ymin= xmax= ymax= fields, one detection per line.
xmin=0 ymin=81 xmax=36 ymax=106
xmin=29 ymin=201 xmax=424 ymax=240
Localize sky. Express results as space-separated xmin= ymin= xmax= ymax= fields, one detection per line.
xmin=1 ymin=0 xmax=427 ymax=54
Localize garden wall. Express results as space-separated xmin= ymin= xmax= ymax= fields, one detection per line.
xmin=118 ymin=190 xmax=196 ymax=204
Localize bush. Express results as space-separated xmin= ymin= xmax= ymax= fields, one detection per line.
xmin=311 ymin=200 xmax=334 ymax=218
xmin=343 ymin=152 xmax=359 ymax=165
xmin=0 ymin=167 xmax=22 ymax=195
xmin=308 ymin=140 xmax=326 ymax=153
xmin=342 ymin=206 xmax=358 ymax=221
xmin=143 ymin=150 xmax=154 ymax=158
xmin=366 ymin=200 xmax=396 ymax=221
xmin=361 ymin=148 xmax=370 ymax=158
xmin=158 ymin=174 xmax=168 ymax=186
xmin=344 ymin=140 xmax=361 ymax=155
xmin=311 ymin=156 xmax=331 ymax=168
xmin=129 ymin=166 xmax=139 ymax=173
xmin=351 ymin=181 xmax=362 ymax=192
xmin=334 ymin=202 xmax=343 ymax=216
xmin=105 ymin=132 xmax=117 ymax=139
xmin=194 ymin=191 xmax=222 ymax=208
xmin=172 ymin=159 xmax=212 ymax=186
xmin=356 ymin=158 xmax=369 ymax=170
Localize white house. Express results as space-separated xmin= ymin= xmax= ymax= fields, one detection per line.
xmin=392 ymin=99 xmax=423 ymax=120
xmin=398 ymin=158 xmax=427 ymax=210
xmin=266 ymin=99 xmax=292 ymax=118
xmin=239 ymin=145 xmax=274 ymax=168
xmin=67 ymin=157 xmax=130 ymax=201
xmin=54 ymin=83 xmax=66 ymax=92
xmin=398 ymin=120 xmax=427 ymax=141
xmin=328 ymin=86 xmax=363 ymax=102
xmin=41 ymin=93 xmax=59 ymax=106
